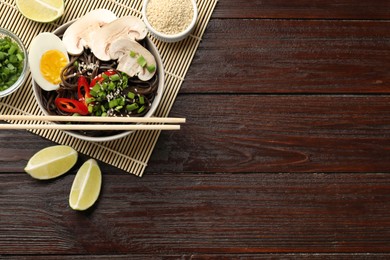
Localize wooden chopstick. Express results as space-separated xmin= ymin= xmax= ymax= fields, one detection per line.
xmin=0 ymin=124 xmax=180 ymax=131
xmin=0 ymin=115 xmax=186 ymax=124
xmin=0 ymin=115 xmax=185 ymax=131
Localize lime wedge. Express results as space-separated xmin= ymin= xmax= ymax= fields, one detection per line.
xmin=15 ymin=0 xmax=64 ymax=23
xmin=69 ymin=159 xmax=102 ymax=211
xmin=24 ymin=145 xmax=78 ymax=180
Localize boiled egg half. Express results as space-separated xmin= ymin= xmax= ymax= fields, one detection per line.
xmin=29 ymin=33 xmax=69 ymax=91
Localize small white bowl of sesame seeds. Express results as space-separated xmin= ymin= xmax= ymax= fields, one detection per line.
xmin=142 ymin=0 xmax=198 ymax=43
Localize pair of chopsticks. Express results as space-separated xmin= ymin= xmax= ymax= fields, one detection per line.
xmin=0 ymin=115 xmax=186 ymax=131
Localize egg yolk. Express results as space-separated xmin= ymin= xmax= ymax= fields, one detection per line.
xmin=40 ymin=50 xmax=68 ymax=85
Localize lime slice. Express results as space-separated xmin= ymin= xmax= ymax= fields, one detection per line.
xmin=15 ymin=0 xmax=64 ymax=23
xmin=24 ymin=145 xmax=78 ymax=180
xmin=69 ymin=159 xmax=102 ymax=211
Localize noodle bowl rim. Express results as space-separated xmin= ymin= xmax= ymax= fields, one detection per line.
xmin=32 ymin=19 xmax=165 ymax=142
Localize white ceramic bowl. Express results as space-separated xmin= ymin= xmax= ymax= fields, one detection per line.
xmin=0 ymin=28 xmax=29 ymax=98
xmin=32 ymin=20 xmax=165 ymax=142
xmin=142 ymin=0 xmax=198 ymax=43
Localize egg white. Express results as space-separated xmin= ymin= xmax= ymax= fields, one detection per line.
xmin=28 ymin=32 xmax=69 ymax=91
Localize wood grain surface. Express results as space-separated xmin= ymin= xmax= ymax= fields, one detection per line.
xmin=1 ymin=173 xmax=390 ymax=256
xmin=213 ymin=0 xmax=390 ymax=19
xmin=1 ymin=0 xmax=390 ymax=258
xmin=184 ymin=19 xmax=390 ymax=94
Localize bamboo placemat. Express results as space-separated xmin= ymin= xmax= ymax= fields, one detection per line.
xmin=0 ymin=0 xmax=217 ymax=176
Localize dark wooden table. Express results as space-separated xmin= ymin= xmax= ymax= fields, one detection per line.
xmin=1 ymin=0 xmax=390 ymax=258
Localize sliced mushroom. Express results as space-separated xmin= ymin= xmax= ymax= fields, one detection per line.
xmin=90 ymin=16 xmax=147 ymax=61
xmin=62 ymin=9 xmax=117 ymax=55
xmin=109 ymin=38 xmax=156 ymax=81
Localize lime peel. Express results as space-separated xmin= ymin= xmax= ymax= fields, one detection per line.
xmin=26 ymin=151 xmax=77 ymax=170
xmin=34 ymin=0 xmax=61 ymax=12
xmin=69 ymin=159 xmax=102 ymax=211
xmin=15 ymin=0 xmax=64 ymax=23
xmin=24 ymin=145 xmax=78 ymax=180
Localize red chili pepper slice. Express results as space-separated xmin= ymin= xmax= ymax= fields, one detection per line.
xmin=55 ymin=98 xmax=89 ymax=116
xmin=90 ymin=70 xmax=117 ymax=87
xmin=77 ymin=75 xmax=91 ymax=103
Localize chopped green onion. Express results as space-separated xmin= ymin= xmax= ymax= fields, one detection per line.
xmin=8 ymin=45 xmax=17 ymax=55
xmin=130 ymin=50 xmax=137 ymax=58
xmin=118 ymin=97 xmax=125 ymax=106
xmin=92 ymin=84 xmax=101 ymax=93
xmin=90 ymin=90 xmax=97 ymax=97
xmin=9 ymin=55 xmax=17 ymax=63
xmin=108 ymin=82 xmax=115 ymax=91
xmin=0 ymin=37 xmax=24 ymax=91
xmin=85 ymin=97 xmax=95 ymax=104
xmin=16 ymin=53 xmax=23 ymax=61
xmin=7 ymin=63 xmax=15 ymax=71
xmin=146 ymin=64 xmax=156 ymax=73
xmin=137 ymin=105 xmax=145 ymax=114
xmin=109 ymin=99 xmax=119 ymax=108
xmin=109 ymin=74 xmax=120 ymax=82
xmin=138 ymin=95 xmax=145 ymax=105
xmin=98 ymin=91 xmax=106 ymax=98
xmin=88 ymin=105 xmax=94 ymax=114
xmin=95 ymin=110 xmax=102 ymax=116
xmin=137 ymin=55 xmax=147 ymax=67
xmin=126 ymin=103 xmax=139 ymax=111
xmin=127 ymin=92 xmax=135 ymax=99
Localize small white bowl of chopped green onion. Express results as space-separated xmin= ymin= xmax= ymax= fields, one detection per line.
xmin=142 ymin=0 xmax=198 ymax=43
xmin=0 ymin=28 xmax=28 ymax=98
